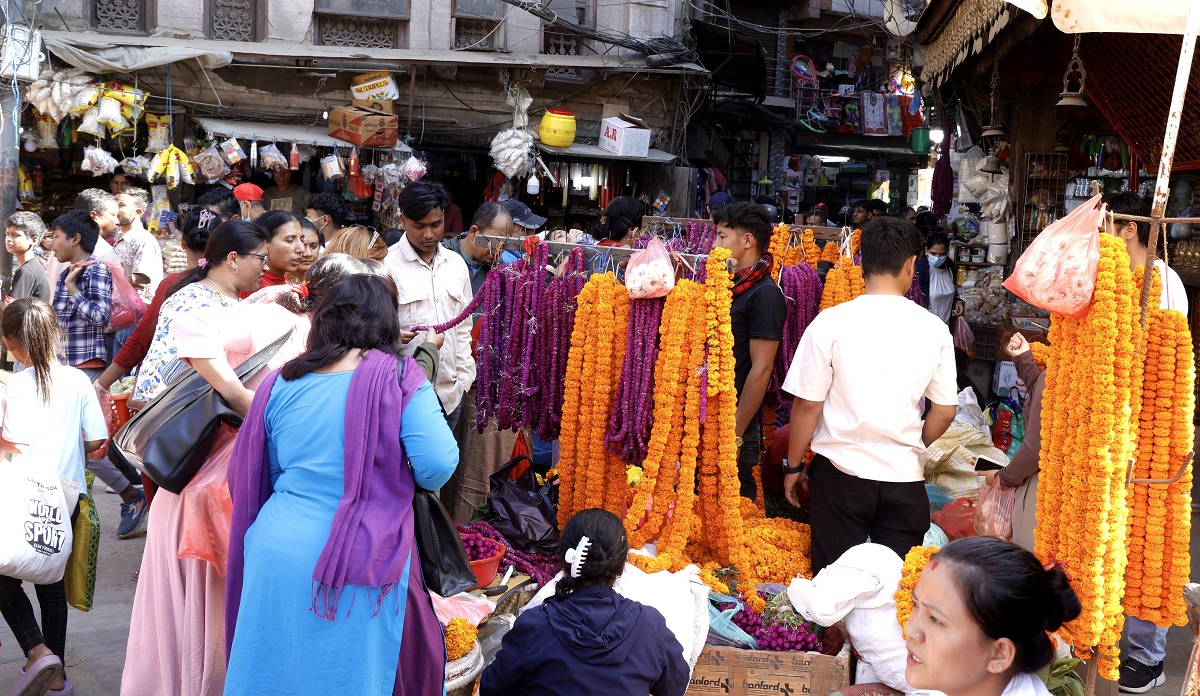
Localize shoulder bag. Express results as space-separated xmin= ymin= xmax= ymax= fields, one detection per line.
xmin=109 ymin=329 xmax=294 ymax=494
xmin=398 ymin=357 xmax=478 ymax=596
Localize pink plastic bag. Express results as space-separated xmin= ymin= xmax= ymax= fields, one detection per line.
xmin=84 ymin=258 xmax=147 ymax=331
xmin=953 ymin=317 xmax=975 ymax=357
xmin=177 ymin=426 xmax=236 ymax=575
xmin=974 ymin=476 xmax=1016 ymax=540
xmin=1003 ymin=193 xmax=1104 ymax=319
xmin=625 ymin=236 xmax=675 ymax=299
xmin=932 ymin=497 xmax=976 ymax=540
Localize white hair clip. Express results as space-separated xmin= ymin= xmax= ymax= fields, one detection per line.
xmin=564 ymin=536 xmax=591 ymax=579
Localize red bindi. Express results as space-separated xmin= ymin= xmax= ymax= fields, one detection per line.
xmin=929 ymin=559 xmax=939 ymax=570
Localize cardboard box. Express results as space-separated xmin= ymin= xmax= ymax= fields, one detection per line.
xmin=352 ymin=99 xmax=395 ymax=114
xmin=351 ymin=71 xmax=400 ymax=101
xmin=598 ymin=112 xmax=651 ymax=158
xmin=327 ymin=105 xmax=398 ymax=147
xmin=688 ymin=645 xmax=850 ymax=696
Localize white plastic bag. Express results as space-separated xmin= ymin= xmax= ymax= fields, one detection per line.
xmin=258 ymin=143 xmax=288 ymax=171
xmin=625 ymin=235 xmax=676 ymax=299
xmin=0 ymin=459 xmax=80 ymax=585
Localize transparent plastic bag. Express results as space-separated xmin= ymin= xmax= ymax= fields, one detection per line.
xmin=194 ymin=145 xmax=230 ymax=183
xmin=400 ymin=155 xmax=427 ymax=182
xmin=626 ymin=235 xmax=675 ymax=299
xmin=320 ymin=153 xmax=344 ymax=181
xmin=931 ymin=497 xmax=976 ymax=540
xmin=219 ymin=137 xmax=245 ymax=165
xmin=954 ymin=316 xmax=975 ymax=356
xmin=1003 ymin=194 xmax=1103 ymax=319
xmin=87 ymin=258 xmax=146 ymax=330
xmin=259 ymin=143 xmax=288 ymax=171
xmin=77 ymin=107 xmax=104 ymax=138
xmin=974 ymin=476 xmax=1016 ymax=540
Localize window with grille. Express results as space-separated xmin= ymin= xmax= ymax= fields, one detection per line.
xmin=453 ymin=0 xmax=505 ymax=51
xmin=316 ymin=0 xmax=409 ymax=49
xmin=209 ymin=0 xmax=258 ymax=41
xmin=92 ymin=0 xmax=147 ymax=33
xmin=543 ymin=0 xmax=593 ymax=82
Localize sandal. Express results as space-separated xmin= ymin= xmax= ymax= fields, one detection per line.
xmin=10 ymin=654 xmax=62 ymax=696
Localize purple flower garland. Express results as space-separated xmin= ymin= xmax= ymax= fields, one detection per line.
xmin=770 ymin=263 xmax=822 ymax=422
xmin=457 ymin=520 xmax=561 ymax=587
xmin=604 ymin=296 xmax=666 ymax=465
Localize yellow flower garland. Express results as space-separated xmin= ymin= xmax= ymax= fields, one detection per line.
xmin=556 ymin=278 xmax=597 ymax=527
xmin=821 ymin=241 xmax=840 ymax=265
xmin=895 ymin=545 xmax=938 ymax=633
xmin=445 ymin=617 xmax=478 ymax=661
xmin=803 ymin=229 xmax=821 ymax=267
xmin=768 ymin=224 xmax=790 ymax=282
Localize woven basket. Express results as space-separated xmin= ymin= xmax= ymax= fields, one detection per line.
xmin=446 ymin=641 xmax=483 ymax=696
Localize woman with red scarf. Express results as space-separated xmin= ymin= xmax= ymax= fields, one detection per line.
xmin=712 ymin=202 xmax=786 ymax=500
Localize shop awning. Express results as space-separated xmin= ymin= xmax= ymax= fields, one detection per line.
xmin=40 ymin=31 xmax=707 ymax=76
xmin=537 ymin=142 xmax=677 ymax=163
xmin=915 ymin=0 xmax=1031 ymax=89
xmin=192 ymin=117 xmax=410 ymax=151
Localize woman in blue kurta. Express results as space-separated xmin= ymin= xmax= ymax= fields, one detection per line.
xmin=223 ymin=275 xmax=456 ymax=696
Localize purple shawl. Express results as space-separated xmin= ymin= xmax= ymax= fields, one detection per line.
xmin=225 ymin=350 xmax=444 ymax=695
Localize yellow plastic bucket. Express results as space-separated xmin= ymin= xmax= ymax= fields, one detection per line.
xmin=539 ymin=108 xmax=576 ymax=148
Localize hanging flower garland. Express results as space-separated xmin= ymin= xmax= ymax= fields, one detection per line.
xmin=1033 ymin=234 xmax=1141 ymax=678
xmin=557 ymin=276 xmax=599 ymax=528
xmin=606 ymin=297 xmax=667 ymax=466
xmin=850 ymin=228 xmax=861 ymax=257
xmin=768 ymin=224 xmax=790 ymax=282
xmin=803 ymin=229 xmax=822 ymax=267
xmin=895 ymin=545 xmax=938 ymax=633
xmin=820 ymin=241 xmax=840 ymax=265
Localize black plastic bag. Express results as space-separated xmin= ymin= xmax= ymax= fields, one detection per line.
xmin=487 ymin=455 xmax=560 ymax=556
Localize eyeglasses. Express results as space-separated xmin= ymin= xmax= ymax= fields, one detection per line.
xmin=242 ymin=252 xmax=269 ymax=266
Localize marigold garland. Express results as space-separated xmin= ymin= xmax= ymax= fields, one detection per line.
xmin=1125 ymin=264 xmax=1194 ymax=629
xmin=768 ymin=224 xmax=791 ymax=282
xmin=802 ymin=229 xmax=821 ymax=267
xmin=1033 ymin=234 xmax=1141 ymax=679
xmin=895 ymin=545 xmax=938 ymax=633
xmin=850 ymin=229 xmax=861 ymax=257
xmin=445 ymin=617 xmax=478 ymax=661
xmin=820 ymin=241 xmax=839 ymax=265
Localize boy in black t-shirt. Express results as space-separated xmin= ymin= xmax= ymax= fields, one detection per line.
xmin=712 ymin=202 xmax=787 ymax=499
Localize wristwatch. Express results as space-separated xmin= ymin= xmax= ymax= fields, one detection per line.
xmin=781 ymin=457 xmax=805 ymax=475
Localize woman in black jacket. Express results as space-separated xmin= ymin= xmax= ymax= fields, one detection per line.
xmin=914 ymin=231 xmax=957 ymax=323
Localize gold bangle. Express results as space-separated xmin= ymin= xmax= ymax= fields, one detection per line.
xmin=735 ymin=436 xmax=744 ymax=448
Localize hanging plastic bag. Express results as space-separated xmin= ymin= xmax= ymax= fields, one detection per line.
xmin=144 ymin=114 xmax=171 ymax=152
xmin=400 ymin=155 xmax=427 ymax=182
xmin=953 ymin=317 xmax=975 ymax=357
xmin=64 ymin=473 xmax=99 ymax=611
xmin=96 ymin=95 xmax=128 ymax=132
xmin=82 ymin=259 xmax=146 ymax=331
xmin=259 ymin=143 xmax=288 ymax=171
xmin=487 ymin=456 xmax=560 ymax=556
xmin=80 ymin=146 xmax=118 ymax=176
xmin=974 ymin=477 xmax=1016 ymax=540
xmin=931 ymin=497 xmax=976 ymax=541
xmin=1003 ymin=193 xmax=1104 ymax=319
xmin=625 ymin=235 xmax=676 ymax=299
xmin=320 ymin=153 xmax=344 ymax=181
xmin=194 ymin=145 xmax=230 ymax=183
xmin=0 ymin=459 xmax=79 ymax=585
xmin=289 ymin=142 xmax=300 ymax=170
xmin=77 ymin=107 xmax=104 ymax=138
xmin=219 ymin=137 xmax=246 ymax=165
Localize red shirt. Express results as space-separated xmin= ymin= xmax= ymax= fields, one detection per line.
xmin=113 ymin=271 xmax=186 ymax=371
xmin=238 ymin=270 xmax=288 ymax=299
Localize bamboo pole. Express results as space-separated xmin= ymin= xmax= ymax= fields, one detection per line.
xmin=1139 ymin=2 xmax=1200 ymax=330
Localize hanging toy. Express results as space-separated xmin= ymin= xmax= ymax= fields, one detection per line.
xmin=289 ymin=142 xmax=300 ymax=170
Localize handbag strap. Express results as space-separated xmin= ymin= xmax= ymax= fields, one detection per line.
xmin=233 ymin=328 xmax=296 ymax=383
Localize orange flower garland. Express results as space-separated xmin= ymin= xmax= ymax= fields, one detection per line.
xmin=803 ymin=229 xmax=821 ymax=267
xmin=768 ymin=224 xmax=790 ymax=282
xmin=556 ymin=278 xmax=597 ymax=527
xmin=846 ymin=262 xmax=864 ymax=299
xmin=445 ymin=618 xmax=478 ymax=661
xmin=850 ymin=229 xmax=861 ymax=257
xmin=1033 ymin=234 xmax=1141 ymax=678
xmin=895 ymin=546 xmax=938 ymax=634
xmin=821 ymin=241 xmax=839 ymax=265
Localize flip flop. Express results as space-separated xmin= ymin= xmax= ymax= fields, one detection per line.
xmin=47 ymin=678 xmax=72 ymax=696
xmin=11 ymin=654 xmax=62 ymax=696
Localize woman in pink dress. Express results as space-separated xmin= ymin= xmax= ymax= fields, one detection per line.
xmin=121 ymin=254 xmax=378 ymax=696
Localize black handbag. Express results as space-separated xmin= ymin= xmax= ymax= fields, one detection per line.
xmin=108 ymin=329 xmax=294 ymax=494
xmin=413 ymin=489 xmax=477 ymax=596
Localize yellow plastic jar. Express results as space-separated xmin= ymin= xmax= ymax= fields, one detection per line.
xmin=539 ymin=108 xmax=577 ymax=147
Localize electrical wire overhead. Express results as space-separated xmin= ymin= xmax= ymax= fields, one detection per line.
xmin=495 ymin=0 xmax=698 ymax=65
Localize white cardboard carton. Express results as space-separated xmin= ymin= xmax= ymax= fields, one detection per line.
xmin=598 ymin=113 xmax=651 ymax=157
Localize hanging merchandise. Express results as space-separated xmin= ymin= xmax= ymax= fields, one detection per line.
xmin=258 ymin=143 xmax=288 ymax=171
xmin=24 ymin=68 xmax=93 ymax=123
xmin=35 ymin=110 xmax=57 ymax=149
xmin=147 ymin=145 xmax=195 ymax=189
xmin=625 ymin=236 xmax=675 ymax=299
xmin=77 ymin=107 xmax=104 ymax=138
xmin=146 ymin=186 xmax=173 ymax=234
xmin=80 ymin=145 xmax=119 ymax=176
xmin=193 ymin=145 xmax=230 ymax=184
xmin=490 ymin=128 xmax=534 ymax=179
xmin=119 ymin=155 xmax=152 ymax=180
xmin=219 ymin=138 xmax=246 ymax=165
xmin=249 ymin=140 xmax=258 ymax=169
xmin=400 ymin=155 xmax=427 ymax=183
xmin=289 ymin=142 xmax=301 ymax=170
xmin=144 ymin=114 xmax=171 ymax=152
xmin=348 ymin=147 xmax=359 ymax=177
xmin=96 ymin=94 xmax=129 ymax=133
xmin=99 ymin=81 xmax=149 ymax=134
xmin=320 ymin=153 xmax=344 ymax=181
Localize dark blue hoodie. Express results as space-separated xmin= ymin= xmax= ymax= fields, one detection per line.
xmin=480 ymin=584 xmax=689 ymax=696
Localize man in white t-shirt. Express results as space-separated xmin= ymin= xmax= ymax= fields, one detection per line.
xmin=781 ymin=216 xmax=958 ymax=573
xmin=1104 ymin=191 xmax=1189 ymax=694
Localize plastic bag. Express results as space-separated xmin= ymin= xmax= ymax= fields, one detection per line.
xmin=400 ymin=155 xmax=427 ymax=182
xmin=219 ymin=137 xmax=245 ymax=165
xmin=431 ymin=591 xmax=495 ymax=626
xmin=1003 ymin=193 xmax=1103 ymax=319
xmin=96 ymin=95 xmax=128 ymax=132
xmin=320 ymin=153 xmax=344 ymax=181
xmin=931 ymin=497 xmax=976 ymax=541
xmin=0 ymin=459 xmax=79 ymax=585
xmin=626 ymin=235 xmax=676 ymax=299
xmin=144 ymin=114 xmax=171 ymax=152
xmin=974 ymin=477 xmax=1016 ymax=540
xmin=64 ymin=474 xmax=99 ymax=611
xmin=80 ymin=145 xmax=118 ymax=176
xmin=487 ymin=455 xmax=560 ymax=556
xmin=84 ymin=259 xmax=146 ymax=331
xmin=259 ymin=143 xmax=288 ymax=171
xmin=194 ymin=145 xmax=230 ymax=183
xmin=953 ymin=317 xmax=975 ymax=357
xmin=707 ymin=592 xmax=758 ymax=649
xmin=77 ymin=107 xmax=104 ymax=138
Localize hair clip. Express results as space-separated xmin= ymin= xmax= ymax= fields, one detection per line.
xmin=564 ymin=536 xmax=591 ymax=579
xmin=199 ymin=209 xmax=218 ymax=228
xmin=290 ymin=282 xmax=309 ymax=298
xmin=197 ymin=258 xmax=208 ymax=268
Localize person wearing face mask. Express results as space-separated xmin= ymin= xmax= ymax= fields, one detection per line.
xmin=914 ymin=232 xmax=956 ymax=323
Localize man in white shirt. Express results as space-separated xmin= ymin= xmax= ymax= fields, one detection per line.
xmin=384 ymin=180 xmax=476 ymax=430
xmin=113 ymin=187 xmax=163 ymax=304
xmin=74 ymin=188 xmax=120 ymax=262
xmin=1104 ymin=191 xmax=1188 ymax=694
xmin=782 ymin=216 xmax=958 ymax=573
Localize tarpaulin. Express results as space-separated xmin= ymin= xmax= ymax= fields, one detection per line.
xmin=43 ymin=34 xmax=231 ymax=74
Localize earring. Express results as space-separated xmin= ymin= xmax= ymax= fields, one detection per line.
xmin=231 ymin=264 xmax=239 ymax=273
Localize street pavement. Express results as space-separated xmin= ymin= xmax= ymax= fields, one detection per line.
xmin=0 ymin=490 xmax=1195 ymax=695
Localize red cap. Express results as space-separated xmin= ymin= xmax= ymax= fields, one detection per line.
xmin=233 ymin=183 xmax=264 ymax=202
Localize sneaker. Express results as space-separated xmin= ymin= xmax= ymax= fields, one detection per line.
xmin=1119 ymin=659 xmax=1165 ymax=693
xmin=106 ymin=484 xmax=141 ymax=495
xmin=117 ymin=492 xmax=147 ymax=538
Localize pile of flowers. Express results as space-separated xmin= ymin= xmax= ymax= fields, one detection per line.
xmin=444 ymin=617 xmax=478 ymax=662
xmin=1125 ymin=269 xmax=1195 ymax=628
xmin=1033 ymin=234 xmax=1143 ymax=677
xmin=457 ymin=521 xmax=561 ymax=587
xmin=718 ymin=589 xmax=821 ymax=652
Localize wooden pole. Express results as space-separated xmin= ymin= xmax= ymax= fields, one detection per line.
xmin=1139 ymin=2 xmax=1200 ymax=329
